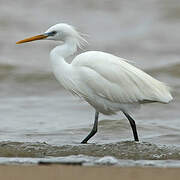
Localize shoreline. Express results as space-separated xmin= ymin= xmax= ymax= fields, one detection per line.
xmin=0 ymin=164 xmax=179 ymax=180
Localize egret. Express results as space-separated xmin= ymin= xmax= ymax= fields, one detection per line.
xmin=16 ymin=23 xmax=173 ymax=143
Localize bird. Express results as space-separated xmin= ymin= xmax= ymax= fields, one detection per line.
xmin=16 ymin=23 xmax=173 ymax=143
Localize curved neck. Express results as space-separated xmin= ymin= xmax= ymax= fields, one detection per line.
xmin=49 ymin=38 xmax=77 ymax=89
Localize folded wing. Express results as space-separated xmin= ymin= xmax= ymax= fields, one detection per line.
xmin=72 ymin=51 xmax=172 ymax=104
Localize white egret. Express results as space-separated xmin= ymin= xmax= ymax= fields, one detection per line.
xmin=16 ymin=23 xmax=173 ymax=143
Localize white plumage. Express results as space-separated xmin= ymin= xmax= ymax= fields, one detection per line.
xmin=71 ymin=51 xmax=172 ymax=114
xmin=16 ymin=23 xmax=173 ymax=143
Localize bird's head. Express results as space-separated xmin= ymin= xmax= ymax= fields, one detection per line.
xmin=16 ymin=23 xmax=87 ymax=48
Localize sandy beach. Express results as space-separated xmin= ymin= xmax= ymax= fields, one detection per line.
xmin=0 ymin=165 xmax=179 ymax=180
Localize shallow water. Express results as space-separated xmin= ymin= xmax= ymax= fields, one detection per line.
xmin=0 ymin=0 xmax=180 ymax=166
xmin=1 ymin=155 xmax=180 ymax=168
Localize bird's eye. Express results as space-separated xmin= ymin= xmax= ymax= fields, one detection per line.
xmin=48 ymin=31 xmax=57 ymax=36
xmin=51 ymin=31 xmax=57 ymax=35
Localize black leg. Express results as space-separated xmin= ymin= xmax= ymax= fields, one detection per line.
xmin=81 ymin=111 xmax=99 ymax=144
xmin=123 ymin=112 xmax=139 ymax=141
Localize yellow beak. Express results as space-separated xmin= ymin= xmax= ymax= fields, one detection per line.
xmin=16 ymin=34 xmax=48 ymax=44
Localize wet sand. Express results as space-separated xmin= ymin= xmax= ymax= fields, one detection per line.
xmin=0 ymin=165 xmax=179 ymax=180
xmin=0 ymin=141 xmax=180 ymax=160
